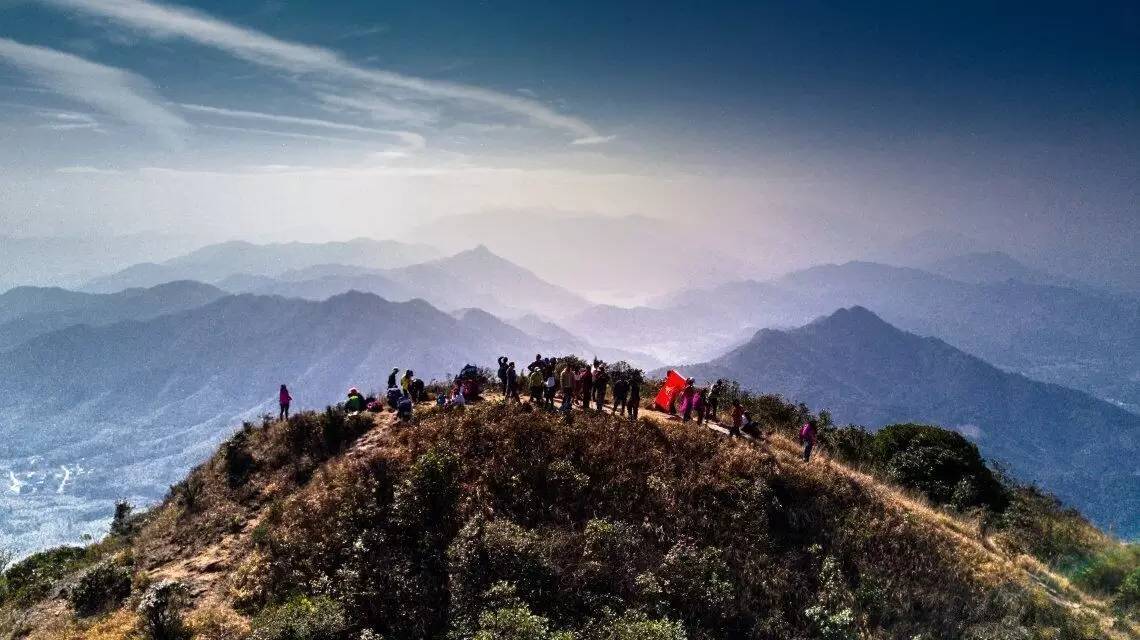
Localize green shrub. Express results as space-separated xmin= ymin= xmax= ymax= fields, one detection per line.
xmin=588 ymin=611 xmax=687 ymax=640
xmin=251 ymin=596 xmax=349 ymax=640
xmin=473 ymin=604 xmax=571 ymax=640
xmin=1117 ymin=567 xmax=1140 ymax=610
xmin=1071 ymin=544 xmax=1140 ymax=595
xmin=137 ymin=579 xmax=191 ymax=640
xmin=869 ymin=423 xmax=1008 ymax=511
xmin=2 ymin=545 xmax=87 ymax=604
xmin=67 ymin=559 xmax=132 ymax=617
xmin=652 ymin=541 xmax=736 ymax=626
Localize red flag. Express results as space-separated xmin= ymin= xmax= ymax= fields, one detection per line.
xmin=654 ymin=370 xmax=687 ymax=412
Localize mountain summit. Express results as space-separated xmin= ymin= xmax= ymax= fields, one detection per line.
xmin=676 ymin=307 xmax=1140 ymax=536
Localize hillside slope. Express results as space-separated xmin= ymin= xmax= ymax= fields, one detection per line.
xmin=2 ymin=401 xmax=1134 ymax=639
xmin=674 ymin=307 xmax=1140 ymax=537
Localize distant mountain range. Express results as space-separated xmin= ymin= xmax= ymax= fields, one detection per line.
xmin=672 ymin=306 xmax=1140 ymax=537
xmin=215 ymin=245 xmax=590 ymax=319
xmin=570 ymin=258 xmax=1140 ymax=413
xmin=0 ymin=281 xmax=226 ymax=350
xmin=82 ymin=238 xmax=441 ymax=293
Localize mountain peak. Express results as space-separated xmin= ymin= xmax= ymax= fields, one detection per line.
xmin=809 ymin=305 xmax=890 ymax=331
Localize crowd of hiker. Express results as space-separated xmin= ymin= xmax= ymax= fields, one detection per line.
xmin=276 ymin=353 xmax=821 ymax=464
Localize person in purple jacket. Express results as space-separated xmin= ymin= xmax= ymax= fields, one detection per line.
xmin=278 ymin=384 xmax=292 ymax=421
xmin=799 ymin=420 xmax=818 ymax=462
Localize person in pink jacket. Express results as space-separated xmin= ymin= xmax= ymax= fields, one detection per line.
xmin=799 ymin=420 xmax=818 ymax=462
xmin=278 ymin=384 xmax=293 ymax=421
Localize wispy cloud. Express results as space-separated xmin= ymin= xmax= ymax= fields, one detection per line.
xmin=180 ymin=103 xmax=426 ymax=148
xmin=38 ymin=0 xmax=607 ymax=143
xmin=571 ymin=135 xmax=618 ymax=146
xmin=199 ymin=123 xmax=362 ymax=144
xmin=35 ymin=110 xmax=104 ymax=131
xmin=0 ymin=37 xmax=189 ymax=145
xmin=317 ymin=93 xmax=438 ymax=127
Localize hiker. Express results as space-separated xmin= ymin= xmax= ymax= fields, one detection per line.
xmin=627 ymin=376 xmax=641 ymax=420
xmin=528 ymin=367 xmax=545 ymax=404
xmin=397 ymin=393 xmax=413 ymax=422
xmin=387 ymin=385 xmax=403 ymax=409
xmin=708 ymin=380 xmax=724 ymax=421
xmin=497 ymin=356 xmax=510 ymax=394
xmin=680 ymin=379 xmax=697 ymax=421
xmin=506 ymin=362 xmax=520 ymax=401
xmin=729 ymin=401 xmax=744 ymax=437
xmin=694 ymin=389 xmax=708 ymax=425
xmin=528 ymin=353 xmax=544 ymax=374
xmin=544 ymin=372 xmax=557 ymax=408
xmin=800 ymin=420 xmax=818 ymax=462
xmin=277 ymin=383 xmax=291 ymax=419
xmin=400 ymin=370 xmax=414 ymax=396
xmin=559 ymin=363 xmax=576 ymax=405
xmin=345 ymin=387 xmax=365 ymax=414
xmin=593 ymin=365 xmax=609 ymax=411
xmin=410 ymin=377 xmax=425 ymax=402
xmin=612 ymin=374 xmax=629 ymax=415
xmin=742 ymin=412 xmax=762 ymax=439
xmin=576 ymin=365 xmax=593 ymax=409
xmin=387 ymin=367 xmax=399 ymax=389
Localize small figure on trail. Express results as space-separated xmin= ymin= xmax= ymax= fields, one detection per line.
xmin=410 ymin=377 xmax=426 ymax=402
xmin=278 ymin=384 xmax=292 ymax=421
xmin=400 ymin=370 xmax=414 ymax=396
xmin=437 ymin=393 xmax=447 ymax=408
xmin=627 ymin=376 xmax=641 ymax=420
xmin=498 ymin=356 xmax=510 ymax=394
xmin=729 ymin=401 xmax=744 ymax=437
xmin=388 ymin=367 xmax=400 ymax=389
xmin=345 ymin=387 xmax=365 ymax=414
xmin=679 ymin=379 xmax=697 ymax=421
xmin=449 ymin=385 xmax=467 ymax=408
xmin=742 ymin=412 xmax=762 ymax=439
xmin=397 ymin=393 xmax=413 ymax=422
xmin=387 ymin=385 xmax=403 ymax=410
xmin=694 ymin=388 xmax=708 ymax=425
xmin=707 ymin=379 xmax=724 ymax=421
xmin=506 ymin=362 xmax=520 ymax=401
xmin=800 ymin=420 xmax=818 ymax=462
xmin=593 ymin=364 xmax=609 ymax=411
xmin=612 ymin=375 xmax=629 ymax=415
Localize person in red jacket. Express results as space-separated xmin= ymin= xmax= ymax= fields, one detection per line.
xmin=799 ymin=420 xmax=818 ymax=462
xmin=278 ymin=384 xmax=293 ymax=421
xmin=576 ymin=366 xmax=593 ymax=409
xmin=729 ymin=401 xmax=744 ymax=437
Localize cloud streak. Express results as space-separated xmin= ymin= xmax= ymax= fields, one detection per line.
xmin=39 ymin=0 xmax=606 ymax=143
xmin=180 ymin=103 xmax=426 ymax=148
xmin=0 ymin=37 xmax=188 ymax=144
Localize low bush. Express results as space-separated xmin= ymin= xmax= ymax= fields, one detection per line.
xmin=68 ymin=559 xmax=132 ymax=617
xmin=251 ymin=596 xmax=349 ymax=640
xmin=137 ymin=579 xmax=191 ymax=640
xmin=1 ymin=545 xmax=88 ymax=605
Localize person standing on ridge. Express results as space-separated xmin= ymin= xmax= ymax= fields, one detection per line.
xmin=401 ymin=369 xmax=414 ymax=396
xmin=388 ymin=367 xmax=399 ymax=389
xmin=800 ymin=420 xmax=818 ymax=462
xmin=612 ymin=374 xmax=629 ymax=416
xmin=498 ymin=356 xmax=510 ymax=394
xmin=707 ymin=379 xmax=724 ymax=421
xmin=593 ymin=364 xmax=609 ymax=411
xmin=729 ymin=400 xmax=744 ymax=437
xmin=528 ymin=353 xmax=544 ymax=374
xmin=627 ymin=375 xmax=641 ymax=420
xmin=278 ymin=384 xmax=292 ymax=421
xmin=528 ymin=367 xmax=545 ymax=404
xmin=576 ymin=365 xmax=593 ymax=409
xmin=506 ymin=362 xmax=520 ymax=402
xmin=560 ymin=363 xmax=576 ymax=409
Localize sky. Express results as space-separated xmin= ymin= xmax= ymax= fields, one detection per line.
xmin=0 ymin=0 xmax=1136 ymax=284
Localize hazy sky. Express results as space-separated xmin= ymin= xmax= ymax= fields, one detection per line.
xmin=0 ymin=0 xmax=1136 ymax=278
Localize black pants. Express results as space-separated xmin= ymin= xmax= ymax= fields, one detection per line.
xmin=279 ymin=403 xmax=290 ymax=420
xmin=629 ymin=402 xmax=639 ymax=420
xmin=613 ymin=394 xmax=627 ymax=415
xmin=803 ymin=440 xmax=814 ymax=462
